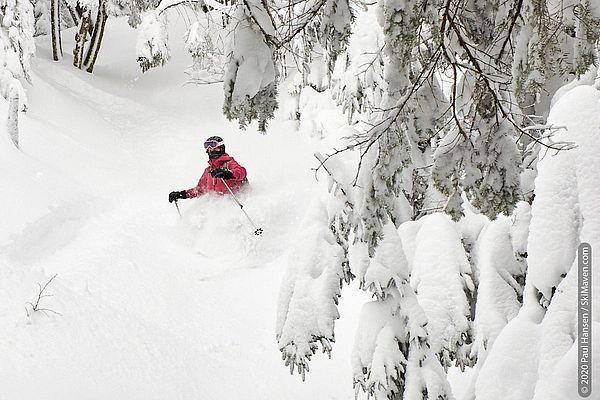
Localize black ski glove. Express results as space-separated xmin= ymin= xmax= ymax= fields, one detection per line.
xmin=169 ymin=190 xmax=186 ymax=203
xmin=211 ymin=169 xmax=234 ymax=180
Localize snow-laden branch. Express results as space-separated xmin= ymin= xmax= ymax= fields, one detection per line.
xmin=276 ymin=198 xmax=346 ymax=380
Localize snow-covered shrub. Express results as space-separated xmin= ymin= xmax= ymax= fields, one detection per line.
xmin=136 ymin=10 xmax=170 ymax=73
xmin=184 ymin=19 xmax=225 ymax=83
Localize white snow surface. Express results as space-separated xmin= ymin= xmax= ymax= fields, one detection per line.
xmin=474 ymin=311 xmax=542 ymax=400
xmin=0 ymin=17 xmax=365 ymax=400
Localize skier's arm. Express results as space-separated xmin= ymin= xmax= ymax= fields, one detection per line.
xmin=227 ymin=159 xmax=247 ymax=182
xmin=186 ymin=169 xmax=209 ymax=199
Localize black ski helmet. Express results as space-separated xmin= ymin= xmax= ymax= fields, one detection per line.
xmin=204 ymin=135 xmax=225 ymax=159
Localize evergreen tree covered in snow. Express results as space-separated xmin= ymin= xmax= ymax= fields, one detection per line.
xmin=351 ymin=223 xmax=452 ymax=399
xmin=429 ymin=0 xmax=524 ymax=220
xmin=456 ymin=203 xmax=531 ymax=397
xmin=512 ymin=0 xmax=569 ymax=118
xmin=468 ymin=80 xmax=600 ymax=400
xmin=276 ymin=2 xmax=595 ymax=399
xmin=180 ymin=0 xmax=588 ymax=219
xmin=278 ymin=152 xmax=476 ymax=398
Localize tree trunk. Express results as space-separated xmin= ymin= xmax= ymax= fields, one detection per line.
xmin=73 ymin=9 xmax=92 ymax=69
xmin=50 ymin=0 xmax=62 ymax=61
xmin=84 ymin=1 xmax=108 ymax=73
xmin=63 ymin=0 xmax=82 ymax=26
xmin=7 ymin=92 xmax=19 ymax=149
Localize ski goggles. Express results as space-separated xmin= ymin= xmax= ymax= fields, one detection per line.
xmin=204 ymin=139 xmax=224 ymax=150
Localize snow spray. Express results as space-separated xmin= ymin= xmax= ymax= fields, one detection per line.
xmin=220 ymin=178 xmax=263 ymax=236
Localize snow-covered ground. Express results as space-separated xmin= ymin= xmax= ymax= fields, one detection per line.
xmin=0 ymin=16 xmax=369 ymax=400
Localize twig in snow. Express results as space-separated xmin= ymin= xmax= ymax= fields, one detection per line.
xmin=25 ymin=274 xmax=62 ymax=317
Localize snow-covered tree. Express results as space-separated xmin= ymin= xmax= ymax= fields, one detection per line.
xmin=351 ymin=223 xmax=452 ymax=399
xmin=0 ymin=0 xmax=35 ymax=147
xmin=467 ymin=79 xmax=600 ymax=400
xmin=277 ymin=202 xmax=455 ymax=399
xmin=1 ymin=0 xmax=34 ymax=86
xmin=109 ymin=0 xmax=158 ymax=27
xmin=136 ymin=0 xmax=353 ymax=131
xmin=274 ymin=2 xmax=599 ymax=399
xmin=68 ymin=0 xmax=111 ymax=72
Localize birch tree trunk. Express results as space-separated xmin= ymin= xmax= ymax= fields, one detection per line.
xmin=73 ymin=8 xmax=92 ymax=69
xmin=50 ymin=0 xmax=62 ymax=61
xmin=63 ymin=0 xmax=81 ymax=26
xmin=84 ymin=0 xmax=108 ymax=73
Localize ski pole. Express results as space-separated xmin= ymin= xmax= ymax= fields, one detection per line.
xmin=220 ymin=178 xmax=263 ymax=236
xmin=174 ymin=200 xmax=182 ymax=218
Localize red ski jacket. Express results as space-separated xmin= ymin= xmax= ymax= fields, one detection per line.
xmin=185 ymin=153 xmax=247 ymax=198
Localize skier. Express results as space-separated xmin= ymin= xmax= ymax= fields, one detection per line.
xmin=168 ymin=136 xmax=248 ymax=203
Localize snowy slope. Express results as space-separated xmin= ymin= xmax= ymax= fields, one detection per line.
xmin=0 ymin=16 xmax=364 ymax=400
